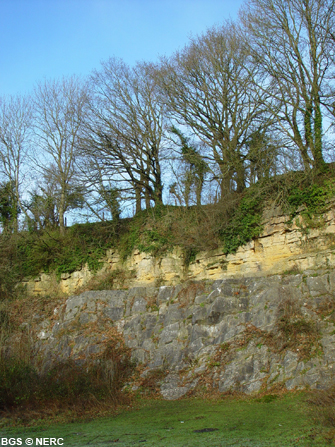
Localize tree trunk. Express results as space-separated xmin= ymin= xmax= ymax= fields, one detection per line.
xmin=220 ymin=172 xmax=232 ymax=200
xmin=144 ymin=178 xmax=151 ymax=209
xmin=59 ymin=190 xmax=65 ymax=235
xmin=135 ymin=186 xmax=142 ymax=214
xmin=312 ymin=99 xmax=326 ymax=171
xmin=195 ymin=176 xmax=203 ymax=207
xmin=235 ymin=160 xmax=246 ymax=193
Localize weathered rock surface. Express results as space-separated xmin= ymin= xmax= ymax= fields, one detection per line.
xmin=34 ymin=270 xmax=335 ymax=399
xmin=23 ymin=205 xmax=335 ymax=296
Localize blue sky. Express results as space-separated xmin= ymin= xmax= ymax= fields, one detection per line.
xmin=0 ymin=0 xmax=244 ymax=96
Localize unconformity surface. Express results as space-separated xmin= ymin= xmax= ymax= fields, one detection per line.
xmin=34 ymin=270 xmax=335 ymax=400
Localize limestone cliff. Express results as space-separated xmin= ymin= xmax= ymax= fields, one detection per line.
xmin=24 ymin=204 xmax=335 ymax=296
xmin=22 ymin=204 xmax=335 ymax=399
xmin=33 ymin=270 xmax=335 ymax=399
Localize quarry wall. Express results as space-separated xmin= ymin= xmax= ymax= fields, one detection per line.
xmin=33 ymin=270 xmax=335 ymax=399
xmin=25 ymin=205 xmax=335 ymax=399
xmin=23 ymin=204 xmax=335 ymax=296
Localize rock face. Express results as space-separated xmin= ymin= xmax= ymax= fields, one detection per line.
xmin=34 ymin=270 xmax=335 ymax=399
xmin=23 ymin=205 xmax=335 ymax=295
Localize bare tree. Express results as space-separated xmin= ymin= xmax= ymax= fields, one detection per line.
xmin=157 ymin=22 xmax=273 ymax=198
xmin=83 ymin=58 xmax=167 ymax=214
xmin=25 ymin=179 xmax=59 ymax=231
xmin=170 ymin=126 xmax=208 ymax=206
xmin=241 ymin=0 xmax=335 ymax=171
xmin=76 ymin=153 xmax=122 ymax=222
xmin=33 ymin=76 xmax=88 ymax=234
xmin=24 ymin=169 xmax=85 ymax=231
xmin=0 ymin=95 xmax=32 ymax=232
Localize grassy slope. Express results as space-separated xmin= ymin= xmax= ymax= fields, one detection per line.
xmin=2 ymin=394 xmax=330 ymax=446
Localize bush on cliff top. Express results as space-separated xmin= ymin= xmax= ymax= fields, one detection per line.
xmin=1 ymin=167 xmax=335 ymax=297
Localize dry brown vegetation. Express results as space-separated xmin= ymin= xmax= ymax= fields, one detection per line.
xmin=177 ymin=281 xmax=206 ymax=308
xmin=307 ymin=386 xmax=335 ymax=443
xmin=0 ymin=293 xmax=137 ymax=426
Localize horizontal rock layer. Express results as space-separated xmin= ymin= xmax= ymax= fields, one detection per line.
xmin=23 ymin=205 xmax=335 ymax=295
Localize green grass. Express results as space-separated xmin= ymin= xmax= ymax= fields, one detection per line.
xmin=2 ymin=394 xmax=330 ymax=446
